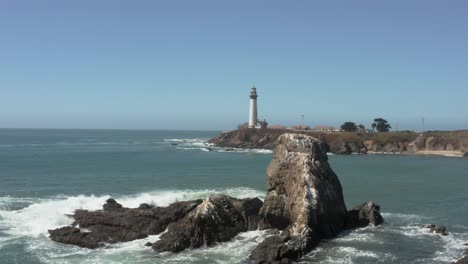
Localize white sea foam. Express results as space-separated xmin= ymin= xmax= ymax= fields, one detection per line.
xmin=432 ymin=232 xmax=468 ymax=263
xmin=160 ymin=230 xmax=269 ymax=264
xmin=2 ymin=194 xmax=465 ymax=263
xmin=0 ymin=187 xmax=264 ymax=239
xmin=307 ymin=245 xmax=397 ymax=264
xmin=0 ymin=188 xmax=267 ymax=264
xmin=0 ymin=195 xmax=111 ymax=237
xmin=165 ymin=138 xmax=274 ymax=154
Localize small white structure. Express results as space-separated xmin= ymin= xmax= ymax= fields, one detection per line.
xmin=248 ymin=87 xmax=258 ymax=128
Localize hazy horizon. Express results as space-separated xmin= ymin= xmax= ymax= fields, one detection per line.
xmin=1 ymin=1 xmax=467 ymax=131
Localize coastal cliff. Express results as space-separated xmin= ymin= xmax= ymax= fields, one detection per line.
xmin=208 ymin=129 xmax=468 ymax=156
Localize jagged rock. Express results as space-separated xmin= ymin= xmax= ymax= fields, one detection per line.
xmin=152 ymin=195 xmax=262 ymax=253
xmin=49 ymin=199 xmax=202 ymax=248
xmin=48 ymin=226 xmax=107 ymax=249
xmin=345 ymin=201 xmax=384 ymax=228
xmin=424 ymin=224 xmax=448 ymax=236
xmin=103 ymin=198 xmax=123 ymax=210
xmin=250 ymin=133 xmax=383 ymax=264
xmin=252 ymin=134 xmax=347 ymax=263
xmin=463 ymin=151 xmax=468 ymax=157
xmin=455 ymin=256 xmax=468 ymax=264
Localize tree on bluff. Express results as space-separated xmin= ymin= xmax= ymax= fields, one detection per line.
xmin=371 ymin=118 xmax=391 ymax=132
xmin=340 ymin=122 xmax=358 ymax=132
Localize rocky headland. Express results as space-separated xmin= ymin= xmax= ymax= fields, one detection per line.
xmin=209 ymin=128 xmax=468 ymax=156
xmin=49 ymin=133 xmax=386 ymax=263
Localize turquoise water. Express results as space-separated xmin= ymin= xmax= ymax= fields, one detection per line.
xmin=0 ymin=129 xmax=467 ymax=264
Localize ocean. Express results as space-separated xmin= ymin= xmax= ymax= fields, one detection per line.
xmin=0 ymin=129 xmax=467 ymax=264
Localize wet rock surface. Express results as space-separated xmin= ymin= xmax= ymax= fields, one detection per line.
xmin=345 ymin=201 xmax=384 ymax=228
xmin=49 ymin=196 xmax=263 ymax=252
xmin=424 ymin=224 xmax=448 ymax=236
xmin=49 ymin=198 xmax=202 ymax=248
xmin=455 ymin=256 xmax=468 ymax=264
xmin=250 ymin=133 xmax=383 ymax=264
xmin=152 ymin=195 xmax=262 ymax=253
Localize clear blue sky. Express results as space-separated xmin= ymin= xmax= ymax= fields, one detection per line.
xmin=1 ymin=1 xmax=467 ymax=131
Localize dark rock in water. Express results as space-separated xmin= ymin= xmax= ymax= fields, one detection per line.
xmin=455 ymin=256 xmax=468 ymax=264
xmin=145 ymin=242 xmax=153 ymax=247
xmin=48 ymin=226 xmax=106 ymax=249
xmin=464 ymin=151 xmax=468 ymax=157
xmin=49 ymin=199 xmax=202 ymax=248
xmin=345 ymin=201 xmax=384 ymax=229
xmin=424 ymin=224 xmax=448 ymax=236
xmin=464 ymin=248 xmax=468 ymax=255
xmin=250 ymin=231 xmax=311 ymax=264
xmin=138 ymin=203 xmax=153 ymax=210
xmin=152 ymin=195 xmax=262 ymax=253
xmin=103 ymin=198 xmax=123 ymax=211
xmin=170 ymin=143 xmax=178 ymax=146
xmin=250 ymin=133 xmax=383 ymax=264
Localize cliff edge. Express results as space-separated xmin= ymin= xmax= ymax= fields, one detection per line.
xmin=209 ymin=129 xmax=468 ymax=156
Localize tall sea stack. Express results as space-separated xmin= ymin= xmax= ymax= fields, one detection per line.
xmin=251 ymin=133 xmax=382 ymax=263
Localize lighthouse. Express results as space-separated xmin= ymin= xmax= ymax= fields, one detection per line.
xmin=248 ymin=87 xmax=258 ymax=128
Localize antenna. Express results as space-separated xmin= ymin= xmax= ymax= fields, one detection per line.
xmin=421 ymin=117 xmax=425 ymax=132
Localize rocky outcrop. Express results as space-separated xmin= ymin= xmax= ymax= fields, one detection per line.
xmin=151 ymin=195 xmax=262 ymax=253
xmin=208 ymin=128 xmax=289 ymax=149
xmin=424 ymin=224 xmax=448 ymax=236
xmin=49 ymin=198 xmax=203 ymax=248
xmin=345 ymin=201 xmax=384 ymax=228
xmin=250 ymin=134 xmax=383 ymax=264
xmin=328 ymin=139 xmax=367 ymax=154
xmin=49 ymin=196 xmax=263 ymax=252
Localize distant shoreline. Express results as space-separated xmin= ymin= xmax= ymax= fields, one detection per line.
xmin=367 ymin=150 xmax=464 ymax=158
xmin=209 ymin=128 xmax=468 ymax=158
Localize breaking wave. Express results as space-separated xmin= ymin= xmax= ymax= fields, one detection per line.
xmin=164 ymin=138 xmax=273 ymax=154
xmin=303 ymin=212 xmax=468 ymax=264
xmin=1 ymin=196 xmax=466 ymax=263
xmin=0 ymin=187 xmax=267 ymax=264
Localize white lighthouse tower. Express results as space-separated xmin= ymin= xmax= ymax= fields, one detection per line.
xmin=248 ymin=87 xmax=258 ymax=128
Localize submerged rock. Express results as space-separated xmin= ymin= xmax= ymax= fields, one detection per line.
xmin=251 ymin=133 xmax=383 ymax=263
xmin=49 ymin=198 xmax=202 ymax=248
xmin=424 ymin=224 xmax=448 ymax=236
xmin=152 ymin=195 xmax=262 ymax=253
